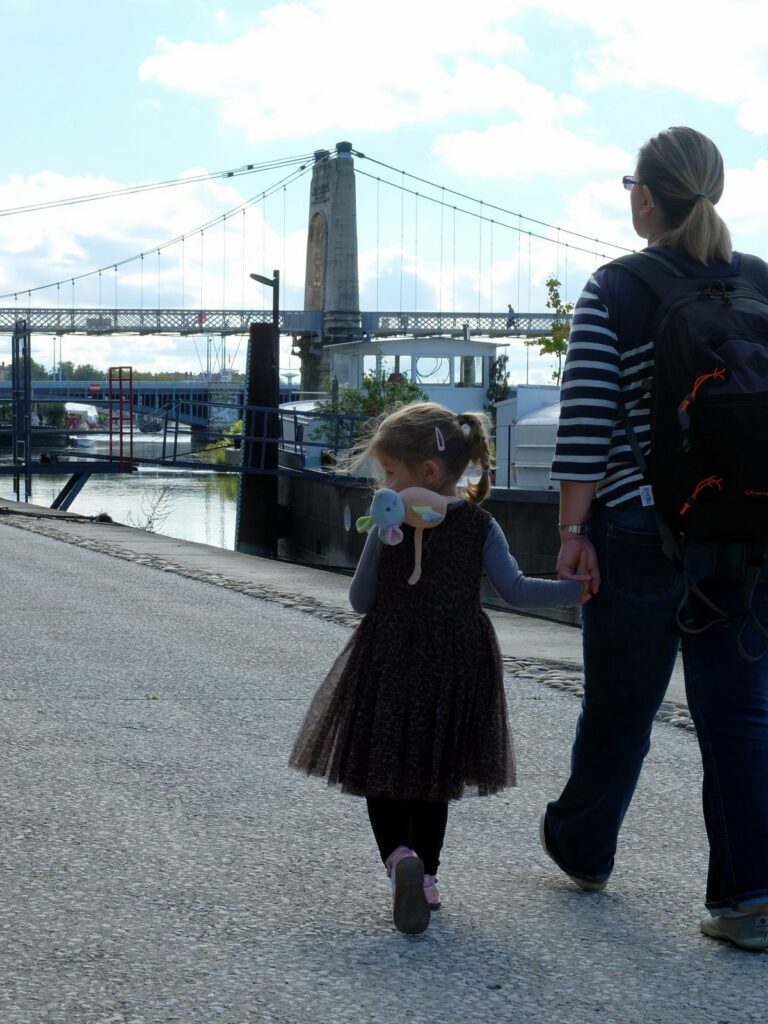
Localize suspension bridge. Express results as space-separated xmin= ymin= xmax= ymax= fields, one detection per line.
xmin=1 ymin=141 xmax=631 ymax=552
xmin=0 ymin=141 xmax=631 ymax=379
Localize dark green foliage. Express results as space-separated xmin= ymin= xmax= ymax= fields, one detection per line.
xmin=314 ymin=371 xmax=429 ymax=448
xmin=485 ymin=354 xmax=509 ymax=423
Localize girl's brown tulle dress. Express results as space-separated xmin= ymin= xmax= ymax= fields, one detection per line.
xmin=289 ymin=501 xmax=515 ymax=800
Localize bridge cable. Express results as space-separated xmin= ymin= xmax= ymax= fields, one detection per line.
xmin=354 ymin=167 xmax=627 ymax=263
xmin=352 ymin=150 xmax=631 ymax=255
xmin=565 ymin=243 xmax=570 ymax=304
xmin=452 ymin=207 xmax=456 ymax=311
xmin=0 ymin=154 xmax=314 ymax=220
xmin=282 ymin=185 xmax=287 ymax=306
xmin=438 ymin=187 xmax=444 ymax=316
xmin=0 ymin=163 xmax=313 ymax=302
xmin=517 ymin=215 xmax=521 ymax=314
xmin=399 ymin=171 xmax=405 ymax=314
xmin=376 ymin=178 xmax=380 ymax=314
xmin=222 ymin=214 xmax=227 ymax=312
xmin=478 ymin=201 xmax=483 ymax=313
xmin=527 ymin=233 xmax=532 ymax=384
xmin=490 ymin=219 xmax=494 ymax=315
xmin=414 ymin=191 xmax=419 ymax=312
xmin=241 ymin=209 xmax=246 ymax=310
xmin=200 ymin=232 xmax=205 ymax=312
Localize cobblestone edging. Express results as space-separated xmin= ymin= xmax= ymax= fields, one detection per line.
xmin=2 ymin=515 xmax=696 ymax=734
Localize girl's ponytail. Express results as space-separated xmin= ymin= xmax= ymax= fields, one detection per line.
xmin=457 ymin=411 xmax=491 ymax=504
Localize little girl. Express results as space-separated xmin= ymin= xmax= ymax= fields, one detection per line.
xmin=290 ymin=402 xmax=586 ymax=934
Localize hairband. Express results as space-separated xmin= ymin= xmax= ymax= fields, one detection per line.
xmin=694 ymin=192 xmax=707 ymax=200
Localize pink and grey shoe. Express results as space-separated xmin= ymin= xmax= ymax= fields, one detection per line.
xmin=385 ymin=846 xmax=430 ymax=934
xmin=423 ymin=874 xmax=441 ymax=910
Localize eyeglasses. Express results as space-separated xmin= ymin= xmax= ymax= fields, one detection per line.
xmin=622 ymin=175 xmax=638 ymax=191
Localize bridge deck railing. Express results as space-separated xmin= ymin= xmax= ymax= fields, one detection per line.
xmin=0 ymin=308 xmax=570 ymax=337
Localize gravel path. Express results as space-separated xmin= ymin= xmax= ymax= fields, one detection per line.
xmin=1 ymin=518 xmax=764 ymax=1024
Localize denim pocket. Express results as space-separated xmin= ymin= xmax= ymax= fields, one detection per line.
xmin=604 ymin=522 xmax=681 ymax=599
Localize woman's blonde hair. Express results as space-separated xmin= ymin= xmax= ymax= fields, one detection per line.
xmin=347 ymin=401 xmax=492 ymax=504
xmin=637 ymin=126 xmax=732 ymax=265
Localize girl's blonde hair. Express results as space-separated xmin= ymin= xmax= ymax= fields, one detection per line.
xmin=637 ymin=126 xmax=732 ymax=265
xmin=348 ymin=401 xmax=492 ymax=504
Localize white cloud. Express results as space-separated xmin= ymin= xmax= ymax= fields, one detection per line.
xmin=536 ymin=0 xmax=768 ymax=136
xmin=433 ymin=121 xmax=630 ymax=180
xmin=138 ymin=2 xmax=533 ymax=142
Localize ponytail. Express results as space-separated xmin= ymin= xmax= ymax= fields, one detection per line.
xmin=637 ymin=126 xmax=732 ymax=265
xmin=458 ymin=412 xmax=491 ymax=504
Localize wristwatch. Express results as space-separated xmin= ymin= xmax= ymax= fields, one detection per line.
xmin=558 ymin=522 xmax=589 ymax=535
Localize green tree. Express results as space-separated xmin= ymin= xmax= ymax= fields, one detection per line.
xmin=314 ymin=371 xmax=429 ymax=448
xmin=31 ymin=358 xmax=51 ymax=379
xmin=57 ymin=361 xmax=102 ymax=381
xmin=525 ymin=277 xmax=574 ymax=385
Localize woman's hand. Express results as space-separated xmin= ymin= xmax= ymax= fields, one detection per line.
xmin=557 ymin=535 xmax=601 ymax=604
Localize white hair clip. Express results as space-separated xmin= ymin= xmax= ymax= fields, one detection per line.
xmin=435 ymin=426 xmax=446 ymax=452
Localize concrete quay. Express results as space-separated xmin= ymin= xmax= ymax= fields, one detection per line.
xmin=0 ymin=504 xmax=762 ymax=1024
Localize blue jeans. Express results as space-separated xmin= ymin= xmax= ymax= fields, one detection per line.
xmin=546 ymin=504 xmax=768 ymax=909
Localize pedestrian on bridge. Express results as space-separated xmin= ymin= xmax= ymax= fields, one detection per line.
xmin=290 ymin=401 xmax=587 ymax=934
xmin=506 ymin=304 xmax=516 ymax=328
xmin=544 ymin=126 xmax=768 ymax=951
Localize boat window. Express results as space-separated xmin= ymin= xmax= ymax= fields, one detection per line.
xmin=333 ymin=354 xmax=355 ymax=388
xmin=414 ymin=357 xmax=451 ymax=385
xmin=362 ymin=355 xmax=414 ymax=380
xmin=453 ymin=356 xmax=484 ymax=387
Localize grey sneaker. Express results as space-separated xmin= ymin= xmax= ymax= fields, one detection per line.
xmin=539 ymin=813 xmax=609 ymax=893
xmin=700 ymin=910 xmax=768 ymax=951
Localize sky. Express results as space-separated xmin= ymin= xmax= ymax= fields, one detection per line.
xmin=2 ymin=0 xmax=768 ymax=384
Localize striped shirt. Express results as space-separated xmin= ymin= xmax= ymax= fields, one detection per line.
xmin=551 ymin=245 xmax=744 ymax=507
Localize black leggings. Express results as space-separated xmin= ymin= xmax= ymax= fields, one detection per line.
xmin=366 ymin=797 xmax=449 ymax=876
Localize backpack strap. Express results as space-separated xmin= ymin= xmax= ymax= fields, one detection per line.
xmin=676 ymin=544 xmax=768 ymax=662
xmin=609 ymin=251 xmax=685 ymax=300
xmin=737 ymin=253 xmax=768 ymax=297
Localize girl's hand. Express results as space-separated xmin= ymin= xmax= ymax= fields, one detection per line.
xmin=557 ymin=535 xmax=601 ymax=597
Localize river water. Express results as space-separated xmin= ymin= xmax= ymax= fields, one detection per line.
xmin=0 ymin=434 xmax=239 ymax=550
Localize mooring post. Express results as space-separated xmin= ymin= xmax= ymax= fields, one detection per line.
xmin=235 ymin=321 xmax=279 ymax=556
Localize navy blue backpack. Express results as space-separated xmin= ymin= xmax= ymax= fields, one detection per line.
xmin=610 ymin=250 xmax=768 ymax=659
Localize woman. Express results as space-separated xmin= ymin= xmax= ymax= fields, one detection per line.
xmin=542 ymin=127 xmax=768 ymax=951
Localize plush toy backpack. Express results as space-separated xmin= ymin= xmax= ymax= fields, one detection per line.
xmin=356 ymin=487 xmax=458 ymax=585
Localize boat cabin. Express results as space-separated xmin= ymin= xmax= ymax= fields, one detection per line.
xmin=327 ymin=336 xmax=506 ymax=414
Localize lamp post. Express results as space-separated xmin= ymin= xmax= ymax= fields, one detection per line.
xmin=235 ymin=270 xmax=281 ymax=557
xmin=250 ymin=270 xmax=280 ymax=405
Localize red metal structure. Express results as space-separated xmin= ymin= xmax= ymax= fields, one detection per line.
xmin=108 ymin=365 xmax=134 ymax=469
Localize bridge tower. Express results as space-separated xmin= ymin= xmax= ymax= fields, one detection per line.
xmin=300 ymin=141 xmax=360 ymax=391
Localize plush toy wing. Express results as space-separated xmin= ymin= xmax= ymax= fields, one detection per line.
xmin=355 ymin=514 xmax=375 ymax=534
xmin=410 ymin=504 xmax=445 ymax=525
